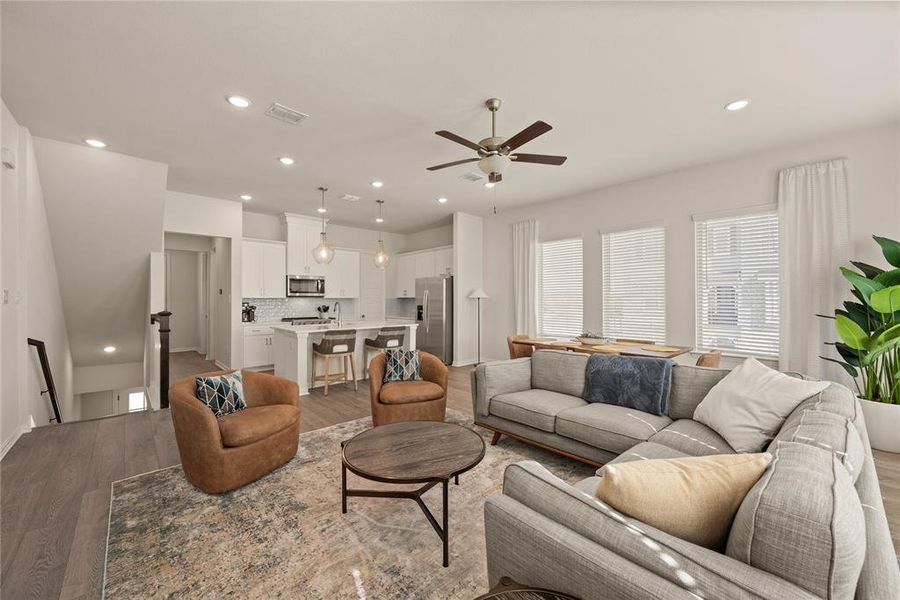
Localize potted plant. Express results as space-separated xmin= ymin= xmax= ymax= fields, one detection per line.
xmin=821 ymin=235 xmax=900 ymax=452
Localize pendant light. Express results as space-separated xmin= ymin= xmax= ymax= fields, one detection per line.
xmin=373 ymin=199 xmax=391 ymax=269
xmin=312 ymin=186 xmax=335 ymax=265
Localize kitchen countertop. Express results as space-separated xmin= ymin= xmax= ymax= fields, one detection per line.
xmin=273 ymin=320 xmax=416 ymax=335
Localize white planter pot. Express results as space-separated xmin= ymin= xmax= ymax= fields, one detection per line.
xmin=859 ymin=399 xmax=900 ymax=453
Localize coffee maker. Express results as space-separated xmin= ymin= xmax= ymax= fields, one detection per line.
xmin=241 ymin=302 xmax=257 ymax=323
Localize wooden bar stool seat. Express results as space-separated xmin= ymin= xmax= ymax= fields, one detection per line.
xmin=312 ymin=329 xmax=358 ymax=395
xmin=363 ymin=327 xmax=406 ymax=369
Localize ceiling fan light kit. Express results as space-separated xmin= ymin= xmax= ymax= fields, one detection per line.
xmin=427 ymin=97 xmax=567 ymax=185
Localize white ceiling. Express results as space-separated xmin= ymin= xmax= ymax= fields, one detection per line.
xmin=3 ymin=2 xmax=897 ymax=233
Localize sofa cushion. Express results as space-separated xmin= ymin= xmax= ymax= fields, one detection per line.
xmin=667 ymin=365 xmax=730 ymax=420
xmin=490 ymin=389 xmax=586 ymax=432
xmin=531 ymin=350 xmax=589 ymax=398
xmin=597 ymin=452 xmax=773 ymax=550
xmin=693 ymin=358 xmax=829 ymax=453
xmin=601 ymin=441 xmax=689 ymax=471
xmin=649 ymin=419 xmax=735 ymax=457
xmin=772 ymin=408 xmax=864 ymax=483
xmin=217 ymin=404 xmax=299 ymax=447
xmin=379 ymin=380 xmax=445 ymax=404
xmin=556 ymin=404 xmax=672 ymax=454
xmin=727 ymin=441 xmax=866 ymax=599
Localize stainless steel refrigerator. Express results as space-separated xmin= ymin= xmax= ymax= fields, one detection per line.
xmin=415 ymin=276 xmax=453 ymax=364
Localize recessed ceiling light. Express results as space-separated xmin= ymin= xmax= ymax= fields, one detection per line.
xmin=375 ymin=217 xmax=384 ymax=223
xmin=278 ymin=156 xmax=295 ymax=166
xmin=85 ymin=139 xmax=107 ymax=148
xmin=103 ymin=345 xmax=117 ymax=353
xmin=226 ymin=95 xmax=252 ymax=109
xmin=240 ymin=194 xmax=252 ymax=201
xmin=371 ymin=180 xmax=384 ymax=188
xmin=317 ymin=207 xmax=327 ymax=213
xmin=437 ymin=197 xmax=448 ymax=204
xmin=484 ymin=182 xmax=495 ymax=189
xmin=724 ymin=99 xmax=750 ymax=112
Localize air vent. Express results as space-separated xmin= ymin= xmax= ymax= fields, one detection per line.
xmin=340 ymin=194 xmax=361 ymax=202
xmin=461 ymin=171 xmax=484 ymax=182
xmin=265 ymin=102 xmax=309 ymax=125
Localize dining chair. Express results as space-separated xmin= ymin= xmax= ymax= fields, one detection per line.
xmin=695 ymin=349 xmax=722 ymax=368
xmin=507 ymin=334 xmax=534 ymax=359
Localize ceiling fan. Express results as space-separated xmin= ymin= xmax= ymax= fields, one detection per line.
xmin=427 ymin=98 xmax=567 ymax=184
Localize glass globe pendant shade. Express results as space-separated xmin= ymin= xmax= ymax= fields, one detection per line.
xmin=312 ymin=232 xmax=335 ymax=264
xmin=373 ymin=241 xmax=391 ymax=269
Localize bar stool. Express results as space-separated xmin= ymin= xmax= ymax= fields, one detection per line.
xmin=312 ymin=329 xmax=358 ymax=395
xmin=363 ymin=327 xmax=406 ymax=370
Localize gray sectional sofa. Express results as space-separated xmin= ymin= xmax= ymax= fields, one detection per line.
xmin=472 ymin=350 xmax=900 ymax=600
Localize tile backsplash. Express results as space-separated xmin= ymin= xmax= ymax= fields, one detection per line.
xmin=244 ymin=297 xmax=417 ymax=322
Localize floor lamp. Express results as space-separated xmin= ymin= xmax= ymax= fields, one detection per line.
xmin=469 ymin=288 xmax=488 ymax=364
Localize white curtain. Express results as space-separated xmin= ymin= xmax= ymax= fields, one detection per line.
xmin=778 ymin=158 xmax=850 ymax=381
xmin=512 ymin=219 xmax=539 ymax=336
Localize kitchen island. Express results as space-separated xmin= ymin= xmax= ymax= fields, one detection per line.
xmin=272 ymin=321 xmax=417 ymax=395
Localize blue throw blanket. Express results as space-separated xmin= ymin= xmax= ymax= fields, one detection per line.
xmin=583 ymin=354 xmax=674 ymax=416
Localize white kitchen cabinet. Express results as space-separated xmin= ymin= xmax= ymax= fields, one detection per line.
xmin=285 ymin=214 xmax=326 ymax=276
xmin=394 ymin=254 xmax=415 ymax=298
xmin=325 ymin=249 xmax=360 ymax=298
xmin=434 ymin=247 xmax=453 ymax=276
xmin=242 ymin=239 xmax=286 ymax=298
xmin=243 ymin=325 xmax=275 ymax=367
xmin=414 ymin=252 xmax=435 ymax=279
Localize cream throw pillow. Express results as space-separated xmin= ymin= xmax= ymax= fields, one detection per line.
xmin=693 ymin=357 xmax=830 ymax=453
xmin=596 ymin=453 xmax=772 ymax=549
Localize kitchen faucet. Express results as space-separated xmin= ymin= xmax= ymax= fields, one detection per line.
xmin=333 ymin=301 xmax=341 ymax=326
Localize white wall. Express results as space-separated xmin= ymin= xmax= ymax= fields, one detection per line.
xmin=404 ymin=223 xmax=453 ymax=252
xmin=73 ymin=361 xmax=144 ymax=395
xmin=79 ymin=390 xmax=115 ymax=420
xmin=482 ymin=123 xmax=900 ymax=362
xmin=242 ymin=210 xmax=408 ymax=254
xmin=453 ymin=212 xmax=484 ymax=366
xmin=1 ymin=102 xmax=75 ymax=454
xmin=164 ymin=191 xmax=242 ymax=368
xmin=165 ymin=250 xmax=200 ymax=351
xmin=33 ymin=137 xmax=168 ymax=367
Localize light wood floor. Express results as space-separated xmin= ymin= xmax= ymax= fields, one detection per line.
xmin=1 ymin=365 xmax=897 ymax=599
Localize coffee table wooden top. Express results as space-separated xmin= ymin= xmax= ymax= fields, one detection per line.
xmin=342 ymin=421 xmax=486 ymax=484
xmin=511 ymin=337 xmax=691 ymax=359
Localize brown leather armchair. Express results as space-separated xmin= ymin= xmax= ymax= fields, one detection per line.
xmin=367 ymin=352 xmax=448 ymax=426
xmin=169 ymin=370 xmax=300 ymax=494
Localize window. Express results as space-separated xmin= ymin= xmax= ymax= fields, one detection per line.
xmin=601 ymin=227 xmax=666 ymax=342
xmin=538 ymin=238 xmax=583 ymax=337
xmin=695 ymin=211 xmax=779 ymax=358
xmin=128 ymin=391 xmax=146 ymax=413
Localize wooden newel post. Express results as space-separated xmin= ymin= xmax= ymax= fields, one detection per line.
xmin=151 ymin=311 xmax=172 ymax=409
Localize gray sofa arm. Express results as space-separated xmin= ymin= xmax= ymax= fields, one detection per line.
xmin=471 ymin=357 xmax=532 ymax=418
xmin=487 ymin=461 xmax=819 ymax=600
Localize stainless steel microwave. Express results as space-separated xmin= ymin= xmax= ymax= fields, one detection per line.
xmin=286 ymin=275 xmax=325 ymax=297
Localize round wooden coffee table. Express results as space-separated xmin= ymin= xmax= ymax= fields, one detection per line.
xmin=341 ymin=421 xmax=486 ymax=567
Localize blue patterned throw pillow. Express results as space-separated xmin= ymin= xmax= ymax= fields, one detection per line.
xmin=383 ymin=350 xmax=421 ymax=383
xmin=195 ymin=371 xmax=246 ymax=417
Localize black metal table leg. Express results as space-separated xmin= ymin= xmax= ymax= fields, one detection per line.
xmin=442 ymin=478 xmax=449 ymax=567
xmin=341 ymin=462 xmax=347 ymax=514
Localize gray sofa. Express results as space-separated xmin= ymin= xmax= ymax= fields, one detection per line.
xmin=472 ymin=350 xmax=899 ymax=600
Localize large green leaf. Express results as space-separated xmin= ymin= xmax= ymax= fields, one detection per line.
xmin=835 ymin=314 xmax=870 ymax=350
xmin=819 ymin=356 xmax=859 ymax=379
xmin=852 ymin=261 xmax=885 ymax=278
xmin=874 ymin=322 xmax=900 ymax=345
xmin=843 ymin=301 xmax=873 ymax=332
xmin=874 ymin=236 xmax=900 ymax=268
xmin=840 ymin=267 xmax=884 ymax=304
xmin=874 ymin=268 xmax=900 ymax=287
xmin=863 ymin=336 xmax=900 ymax=365
xmin=870 ymin=285 xmax=900 ymax=315
xmin=834 ymin=342 xmax=863 ymax=367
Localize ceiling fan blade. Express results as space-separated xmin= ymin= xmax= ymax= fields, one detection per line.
xmin=489 ymin=172 xmax=502 ymax=183
xmin=426 ymin=157 xmax=479 ymax=171
xmin=511 ymin=153 xmax=568 ymax=165
xmin=435 ymin=130 xmax=485 ymax=152
xmin=503 ymin=121 xmax=552 ymax=151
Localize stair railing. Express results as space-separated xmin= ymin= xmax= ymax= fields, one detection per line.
xmin=150 ymin=311 xmax=172 ymax=409
xmin=27 ymin=338 xmax=63 ymax=424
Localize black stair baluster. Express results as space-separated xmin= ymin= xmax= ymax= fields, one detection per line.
xmin=26 ymin=338 xmax=62 ymax=424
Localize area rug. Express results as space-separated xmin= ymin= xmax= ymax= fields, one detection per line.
xmin=103 ymin=410 xmax=594 ymax=599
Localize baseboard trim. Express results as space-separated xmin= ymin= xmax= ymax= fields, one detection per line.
xmin=0 ymin=422 xmax=30 ymax=461
xmin=170 ymin=346 xmax=200 ymax=354
xmin=452 ymin=360 xmax=476 ymax=367
xmin=214 ymin=360 xmax=230 ymax=370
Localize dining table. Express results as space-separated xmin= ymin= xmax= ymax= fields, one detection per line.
xmin=510 ymin=337 xmax=692 ymax=360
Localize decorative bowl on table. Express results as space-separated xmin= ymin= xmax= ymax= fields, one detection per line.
xmin=576 ymin=333 xmax=608 ymax=345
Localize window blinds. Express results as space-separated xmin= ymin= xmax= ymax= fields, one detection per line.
xmin=538 ymin=238 xmax=583 ymax=337
xmin=695 ymin=212 xmax=779 ymax=358
xmin=601 ymin=227 xmax=666 ymax=342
